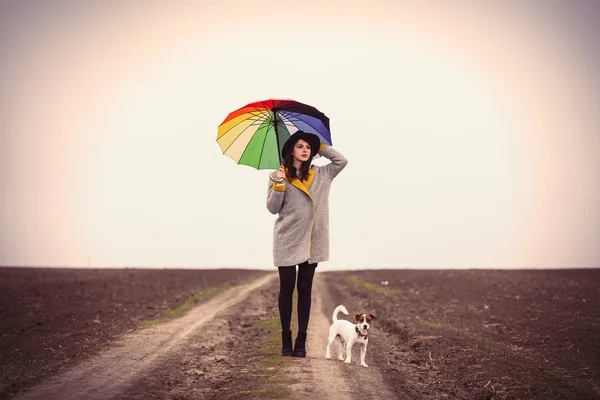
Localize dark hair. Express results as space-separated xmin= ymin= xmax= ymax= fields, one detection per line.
xmin=282 ymin=141 xmax=313 ymax=181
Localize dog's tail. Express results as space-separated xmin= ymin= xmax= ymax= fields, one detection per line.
xmin=332 ymin=305 xmax=349 ymax=323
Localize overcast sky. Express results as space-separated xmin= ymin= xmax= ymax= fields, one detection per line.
xmin=1 ymin=1 xmax=599 ymax=270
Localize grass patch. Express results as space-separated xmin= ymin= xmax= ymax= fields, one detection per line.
xmin=247 ymin=291 xmax=302 ymax=398
xmin=245 ymin=376 xmax=301 ymax=398
xmin=251 ymin=316 xmax=289 ymax=396
xmin=416 ymin=316 xmax=442 ymax=330
xmin=470 ymin=335 xmax=502 ymax=356
xmin=138 ymin=273 xmax=271 ymax=330
xmin=346 ymin=274 xmax=402 ymax=294
xmin=139 ymin=287 xmax=218 ymax=329
xmin=244 ymin=385 xmax=289 ymax=398
xmin=256 ymin=316 xmax=281 ymax=330
xmin=257 ymin=316 xmax=286 ymax=366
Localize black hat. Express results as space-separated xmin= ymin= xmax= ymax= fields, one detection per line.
xmin=281 ymin=130 xmax=321 ymax=160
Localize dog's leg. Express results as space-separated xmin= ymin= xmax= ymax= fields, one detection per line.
xmin=337 ymin=337 xmax=345 ymax=361
xmin=344 ymin=339 xmax=353 ymax=364
xmin=360 ymin=343 xmax=368 ymax=368
xmin=326 ymin=328 xmax=338 ymax=360
xmin=325 ymin=334 xmax=335 ymax=360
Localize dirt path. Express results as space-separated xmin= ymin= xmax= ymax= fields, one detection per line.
xmin=15 ymin=274 xmax=276 ymax=400
xmin=286 ymin=276 xmax=396 ymax=399
xmin=8 ymin=268 xmax=599 ymax=399
xmin=15 ymin=272 xmax=398 ymax=399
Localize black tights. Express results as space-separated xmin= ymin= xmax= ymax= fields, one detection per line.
xmin=278 ymin=261 xmax=317 ymax=334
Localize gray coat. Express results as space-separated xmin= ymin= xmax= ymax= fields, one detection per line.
xmin=266 ymin=145 xmax=348 ymax=267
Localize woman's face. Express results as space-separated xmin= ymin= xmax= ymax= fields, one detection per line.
xmin=292 ymin=139 xmax=311 ymax=163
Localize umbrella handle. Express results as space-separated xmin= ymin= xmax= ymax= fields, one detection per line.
xmin=269 ymin=174 xmax=285 ymax=184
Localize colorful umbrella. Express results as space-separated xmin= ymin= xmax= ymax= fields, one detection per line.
xmin=217 ymin=99 xmax=332 ymax=170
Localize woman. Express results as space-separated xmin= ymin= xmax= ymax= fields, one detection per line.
xmin=266 ymin=130 xmax=348 ymax=357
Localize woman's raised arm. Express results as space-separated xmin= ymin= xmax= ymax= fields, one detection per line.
xmin=317 ymin=143 xmax=348 ymax=180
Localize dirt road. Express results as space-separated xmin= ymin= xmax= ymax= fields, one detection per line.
xmin=285 ymin=278 xmax=395 ymax=399
xmin=7 ymin=268 xmax=600 ymax=399
xmin=16 ymin=274 xmax=277 ymax=400
xmin=15 ymin=273 xmax=398 ymax=399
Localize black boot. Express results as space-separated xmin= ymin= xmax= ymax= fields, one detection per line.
xmin=293 ymin=331 xmax=307 ymax=357
xmin=281 ymin=331 xmax=293 ymax=356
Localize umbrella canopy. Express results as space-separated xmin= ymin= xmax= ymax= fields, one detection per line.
xmin=217 ymin=99 xmax=332 ymax=170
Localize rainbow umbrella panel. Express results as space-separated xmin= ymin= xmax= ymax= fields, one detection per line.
xmin=217 ymin=99 xmax=332 ymax=170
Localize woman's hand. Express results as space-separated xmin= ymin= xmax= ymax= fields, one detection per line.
xmin=276 ymin=165 xmax=286 ymax=182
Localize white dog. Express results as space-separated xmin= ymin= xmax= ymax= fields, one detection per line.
xmin=325 ymin=305 xmax=377 ymax=367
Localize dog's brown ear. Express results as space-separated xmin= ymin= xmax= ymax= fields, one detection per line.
xmin=368 ymin=314 xmax=377 ymax=320
xmin=355 ymin=314 xmax=362 ymax=322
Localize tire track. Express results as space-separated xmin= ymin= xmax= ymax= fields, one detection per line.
xmin=15 ymin=274 xmax=276 ymax=400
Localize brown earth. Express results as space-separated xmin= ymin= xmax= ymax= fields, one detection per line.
xmin=118 ymin=274 xmax=396 ymax=400
xmin=1 ymin=267 xmax=599 ymax=399
xmin=321 ymin=269 xmax=600 ymax=399
xmin=0 ymin=267 xmax=267 ymax=399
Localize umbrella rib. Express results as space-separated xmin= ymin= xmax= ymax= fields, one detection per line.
xmin=220 ymin=110 xmax=266 ymax=136
xmin=278 ymin=113 xmax=326 ymax=144
xmin=229 ymin=110 xmax=276 ymax=168
xmin=257 ymin=116 xmax=273 ymax=169
xmin=279 ymin=110 xmax=328 ymax=138
xmin=278 ymin=113 xmax=301 ymax=134
xmin=221 ymin=102 xmax=278 ymax=147
xmin=221 ymin=110 xmax=271 ymax=154
xmin=221 ymin=101 xmax=278 ymax=137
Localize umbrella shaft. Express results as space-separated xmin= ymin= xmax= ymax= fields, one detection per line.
xmin=273 ymin=110 xmax=281 ymax=165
